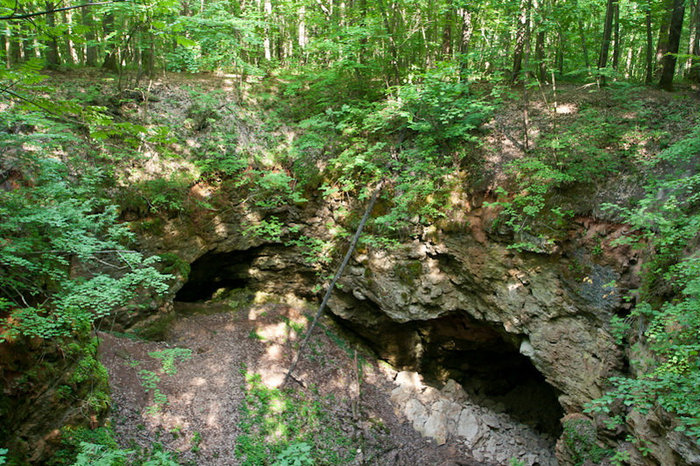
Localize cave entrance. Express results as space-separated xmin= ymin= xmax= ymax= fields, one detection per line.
xmin=174 ymin=245 xmax=317 ymax=302
xmin=417 ymin=314 xmax=564 ymax=437
xmin=175 ymin=248 xmax=262 ymax=302
xmin=329 ymin=305 xmax=564 ymax=438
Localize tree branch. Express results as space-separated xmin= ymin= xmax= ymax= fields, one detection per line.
xmin=283 ymin=180 xmax=383 ymax=387
xmin=0 ymin=0 xmax=126 ymax=21
xmin=0 ymin=86 xmax=84 ymax=125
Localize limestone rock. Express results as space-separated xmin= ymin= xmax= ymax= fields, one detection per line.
xmin=456 ymin=409 xmax=481 ymax=444
xmin=391 ymin=370 xmax=559 ymax=465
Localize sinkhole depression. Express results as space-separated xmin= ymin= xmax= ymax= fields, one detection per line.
xmin=174 ymin=247 xmax=564 ymax=438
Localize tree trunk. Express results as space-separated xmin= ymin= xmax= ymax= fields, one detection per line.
xmin=44 ymin=2 xmax=59 ymax=69
xmin=298 ymin=5 xmax=307 ymax=51
xmin=63 ymin=10 xmax=79 ymax=65
xmin=441 ymin=0 xmax=454 ymax=60
xmin=535 ymin=28 xmax=546 ymax=82
xmin=83 ymin=8 xmax=98 ymax=66
xmin=598 ymin=0 xmax=615 ymax=69
xmin=102 ymin=12 xmax=118 ymax=71
xmin=655 ymin=0 xmax=674 ymax=79
xmin=142 ymin=31 xmax=155 ymax=77
xmin=557 ymin=29 xmax=565 ymax=75
xmin=457 ymin=7 xmax=473 ymax=81
xmin=688 ymin=0 xmax=700 ymax=82
xmin=3 ymin=24 xmax=10 ymax=69
xmin=685 ymin=0 xmax=697 ymax=73
xmin=659 ymin=0 xmax=686 ymax=90
xmin=377 ymin=0 xmax=400 ymax=86
xmin=645 ymin=0 xmax=654 ymax=83
xmin=577 ymin=15 xmax=590 ymax=68
xmin=612 ymin=0 xmax=620 ymax=69
xmin=511 ymin=0 xmax=532 ymax=82
xmin=263 ymin=0 xmax=272 ymax=61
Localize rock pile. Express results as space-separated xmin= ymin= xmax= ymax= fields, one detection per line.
xmin=390 ymin=371 xmax=559 ymax=466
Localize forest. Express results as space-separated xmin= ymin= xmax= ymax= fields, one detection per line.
xmin=1 ymin=0 xmax=700 ymax=464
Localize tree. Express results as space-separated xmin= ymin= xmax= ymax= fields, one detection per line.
xmin=659 ymin=0 xmax=686 ymax=90
xmin=688 ymin=0 xmax=700 ymax=82
xmin=511 ymin=0 xmax=532 ymax=82
xmin=598 ymin=0 xmax=617 ymax=83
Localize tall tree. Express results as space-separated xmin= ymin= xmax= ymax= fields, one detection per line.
xmin=598 ymin=0 xmax=616 ymax=78
xmin=688 ymin=0 xmax=700 ymax=81
xmin=456 ymin=3 xmax=473 ymax=81
xmin=655 ymin=0 xmax=674 ymax=78
xmin=82 ymin=9 xmax=98 ymax=67
xmin=659 ymin=0 xmax=686 ymax=90
xmin=44 ymin=2 xmax=59 ymax=68
xmin=612 ymin=0 xmax=620 ymax=69
xmin=511 ymin=0 xmax=532 ymax=82
xmin=645 ymin=0 xmax=654 ymax=82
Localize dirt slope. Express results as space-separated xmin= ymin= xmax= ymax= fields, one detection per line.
xmin=99 ymin=293 xmax=488 ymax=465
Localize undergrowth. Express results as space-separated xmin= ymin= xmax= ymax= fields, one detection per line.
xmin=235 ymin=368 xmax=355 ymax=465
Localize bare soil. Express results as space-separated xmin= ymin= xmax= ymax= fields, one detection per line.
xmin=99 ymin=293 xmax=488 ymax=465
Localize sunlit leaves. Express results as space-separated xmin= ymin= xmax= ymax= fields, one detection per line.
xmin=589 ymin=123 xmax=700 ymax=444
xmin=0 ymin=119 xmax=170 ymax=342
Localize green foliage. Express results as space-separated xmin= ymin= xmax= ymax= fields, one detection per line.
xmin=275 ymin=442 xmax=313 ymax=466
xmin=72 ymin=442 xmax=130 ymax=466
xmin=148 ymin=348 xmax=193 ymax=376
xmin=287 ymin=65 xmax=495 ymax=236
xmin=52 ymin=427 xmax=181 ymax=466
xmin=156 ymin=253 xmax=190 ymax=280
xmin=194 ymin=132 xmax=248 ymax=182
xmin=0 ymin=148 xmax=170 ymax=342
xmin=487 ymin=102 xmax=634 ymax=250
xmin=243 ymin=216 xmax=286 ymax=242
xmin=235 ymin=370 xmax=355 ymax=465
xmin=284 ymin=235 xmax=332 ymax=266
xmin=189 ymin=431 xmax=202 ymax=454
xmin=560 ymin=418 xmax=610 ymax=466
xmin=119 ymin=175 xmax=193 ymax=218
xmin=136 ymin=347 xmax=192 ymax=415
xmin=588 ymin=123 xmax=700 ymax=443
xmin=50 ymin=426 xmax=120 ymax=466
xmin=251 ymin=171 xmax=307 ymax=209
xmin=488 ymin=91 xmax=695 ymax=252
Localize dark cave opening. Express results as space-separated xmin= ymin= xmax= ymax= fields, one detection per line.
xmin=175 ymin=248 xmax=262 ymax=302
xmin=418 ymin=315 xmax=565 ymax=438
xmin=329 ymin=303 xmax=564 ymax=438
xmin=174 ymin=245 xmax=318 ymax=302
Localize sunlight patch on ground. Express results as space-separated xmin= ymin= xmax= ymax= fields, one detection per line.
xmin=255 ymin=366 xmax=286 ymax=388
xmin=257 ymin=322 xmax=293 ymax=341
xmin=555 ymin=103 xmax=577 ymax=114
xmin=191 ymin=377 xmax=207 ymax=387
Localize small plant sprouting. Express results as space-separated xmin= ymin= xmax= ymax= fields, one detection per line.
xmin=191 ymin=431 xmax=202 ymax=453
xmin=137 ymin=347 xmax=193 ymax=415
xmin=149 ymin=348 xmax=193 ymax=375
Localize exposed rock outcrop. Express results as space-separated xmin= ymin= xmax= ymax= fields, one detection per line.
xmin=136 ymin=187 xmax=700 ymax=464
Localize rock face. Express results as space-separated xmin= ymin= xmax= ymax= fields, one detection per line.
xmin=328 ymin=225 xmax=626 ymax=415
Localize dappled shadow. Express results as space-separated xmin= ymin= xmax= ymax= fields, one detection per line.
xmin=100 ymin=287 xmax=492 ymax=465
